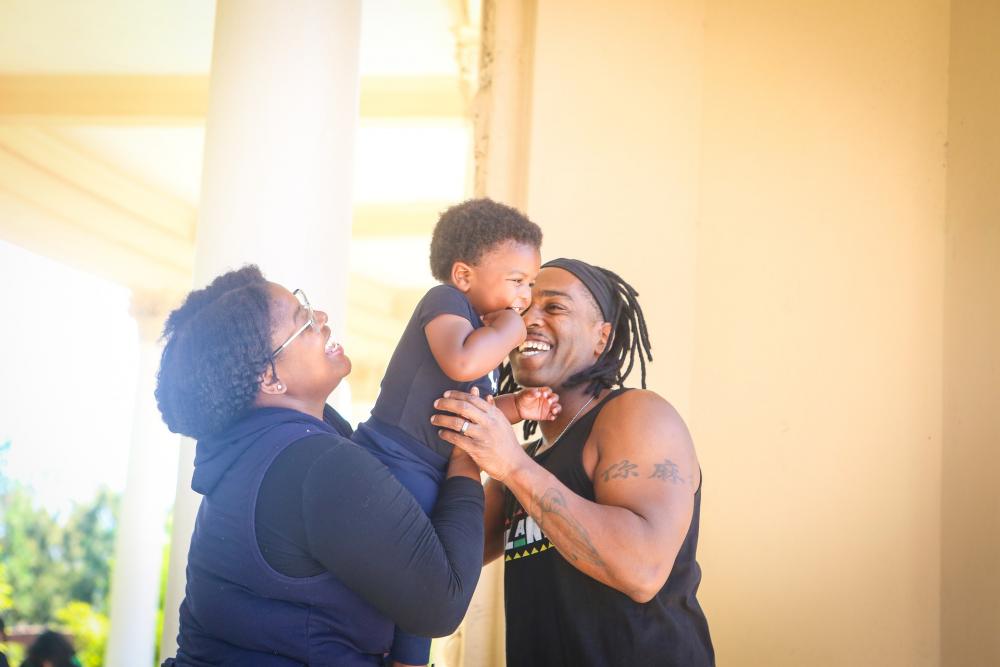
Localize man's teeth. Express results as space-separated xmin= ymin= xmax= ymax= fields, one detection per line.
xmin=518 ymin=340 xmax=551 ymax=356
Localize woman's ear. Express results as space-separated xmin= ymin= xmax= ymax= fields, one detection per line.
xmin=259 ymin=366 xmax=286 ymax=395
xmin=450 ymin=261 xmax=474 ymax=292
xmin=595 ymin=321 xmax=612 ymax=355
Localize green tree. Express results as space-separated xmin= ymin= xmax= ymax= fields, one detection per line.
xmin=0 ymin=482 xmax=65 ymax=624
xmin=61 ymin=487 xmax=119 ymax=613
xmin=0 ymin=470 xmax=119 ymax=629
xmin=0 ymin=545 xmax=12 ymax=613
xmin=154 ymin=513 xmax=172 ymax=664
xmin=0 ymin=442 xmax=22 ymax=617
xmin=0 ymin=453 xmax=120 ymax=666
xmin=55 ymin=601 xmax=109 ymax=667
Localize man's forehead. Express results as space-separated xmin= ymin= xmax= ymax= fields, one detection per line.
xmin=534 ymin=266 xmax=586 ymax=297
xmin=532 ymin=266 xmax=604 ymax=320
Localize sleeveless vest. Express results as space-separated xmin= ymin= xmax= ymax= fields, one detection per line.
xmin=503 ymin=389 xmax=715 ymax=666
xmin=176 ymin=408 xmax=392 ymax=667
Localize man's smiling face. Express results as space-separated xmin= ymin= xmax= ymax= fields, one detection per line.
xmin=509 ymin=267 xmax=610 ymax=391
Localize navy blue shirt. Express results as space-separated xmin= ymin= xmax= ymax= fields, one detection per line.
xmin=370 ymin=284 xmax=498 ymax=458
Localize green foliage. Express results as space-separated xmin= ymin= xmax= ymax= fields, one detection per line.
xmin=55 ymin=601 xmax=108 ymax=667
xmin=3 ymin=641 xmax=25 ymax=666
xmin=153 ymin=513 xmax=172 ymax=665
xmin=1 ymin=482 xmax=64 ymax=624
xmin=0 ymin=443 xmax=12 ymax=612
xmin=0 ymin=480 xmax=119 ymax=626
xmin=0 ymin=548 xmax=12 ymax=612
xmin=61 ymin=488 xmax=120 ymax=612
xmin=0 ymin=464 xmax=119 ymax=666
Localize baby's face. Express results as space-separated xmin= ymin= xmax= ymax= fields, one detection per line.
xmin=465 ymin=241 xmax=541 ymax=316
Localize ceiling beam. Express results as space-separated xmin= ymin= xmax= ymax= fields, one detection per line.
xmin=0 ymin=127 xmax=195 ymax=240
xmin=0 ymin=191 xmax=192 ymax=291
xmin=0 ymin=75 xmax=467 ymax=125
xmin=0 ymin=127 xmax=196 ymax=289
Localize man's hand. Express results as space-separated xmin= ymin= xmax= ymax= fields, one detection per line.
xmin=514 ymin=387 xmax=562 ymax=422
xmin=432 ymin=388 xmax=531 ymax=483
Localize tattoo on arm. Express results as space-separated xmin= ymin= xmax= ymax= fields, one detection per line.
xmin=534 ymin=488 xmax=608 ymax=572
xmin=600 ymin=459 xmax=640 ymax=482
xmin=649 ymin=459 xmax=688 ymax=485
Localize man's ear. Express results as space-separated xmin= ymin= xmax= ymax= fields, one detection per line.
xmin=595 ymin=321 xmax=613 ymax=355
xmin=450 ymin=261 xmax=474 ymax=292
xmin=259 ymin=366 xmax=286 ymax=395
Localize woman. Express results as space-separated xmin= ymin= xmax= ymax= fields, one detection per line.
xmin=155 ymin=266 xmax=484 ymax=667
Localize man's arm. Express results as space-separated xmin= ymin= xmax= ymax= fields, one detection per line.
xmin=501 ymin=390 xmax=698 ymax=602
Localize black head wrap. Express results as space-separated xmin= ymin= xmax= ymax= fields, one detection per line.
xmin=542 ymin=258 xmax=618 ymax=323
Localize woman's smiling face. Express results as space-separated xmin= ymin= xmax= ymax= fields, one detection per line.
xmin=267 ymin=283 xmax=351 ymax=400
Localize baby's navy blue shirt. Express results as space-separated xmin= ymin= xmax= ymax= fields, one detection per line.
xmin=370 ymin=284 xmax=498 ymax=458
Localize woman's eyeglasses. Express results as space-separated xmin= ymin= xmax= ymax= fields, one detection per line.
xmin=271 ymin=289 xmax=318 ymax=358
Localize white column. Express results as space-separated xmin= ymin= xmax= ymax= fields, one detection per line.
xmin=445 ymin=3 xmax=538 ymax=664
xmin=160 ymin=1 xmax=362 ymax=661
xmin=105 ymin=291 xmax=181 ymax=667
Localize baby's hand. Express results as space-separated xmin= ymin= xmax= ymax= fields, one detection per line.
xmin=483 ymin=308 xmax=527 ymax=343
xmin=514 ymin=387 xmax=562 ymax=422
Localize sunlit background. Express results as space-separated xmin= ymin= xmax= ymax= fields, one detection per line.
xmin=0 ymin=0 xmax=479 ymax=664
xmin=3 ymin=1 xmax=1000 ymax=666
xmin=0 ymin=0 xmax=476 ymax=494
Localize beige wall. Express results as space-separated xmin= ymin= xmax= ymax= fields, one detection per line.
xmin=516 ymin=0 xmax=951 ymax=665
xmin=524 ymin=0 xmax=706 ymax=416
xmin=941 ymin=0 xmax=1000 ymax=664
xmin=693 ymin=1 xmax=947 ymax=664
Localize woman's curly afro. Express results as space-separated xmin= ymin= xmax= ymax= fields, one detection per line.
xmin=155 ymin=265 xmax=275 ymax=440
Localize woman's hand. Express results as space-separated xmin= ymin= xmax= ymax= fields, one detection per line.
xmin=446 ymin=444 xmax=481 ymax=480
xmin=432 ymin=387 xmax=531 ymax=483
xmin=514 ymin=387 xmax=561 ymax=422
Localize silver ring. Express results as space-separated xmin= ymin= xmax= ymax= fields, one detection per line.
xmin=460 ymin=420 xmax=470 ymax=435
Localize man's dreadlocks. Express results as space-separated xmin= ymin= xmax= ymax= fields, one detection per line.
xmin=499 ymin=262 xmax=653 ymax=439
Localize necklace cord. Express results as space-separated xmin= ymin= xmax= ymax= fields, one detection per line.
xmin=532 ymin=394 xmax=598 ymax=456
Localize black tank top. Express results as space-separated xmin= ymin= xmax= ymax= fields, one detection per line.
xmin=502 ymin=388 xmax=715 ymax=666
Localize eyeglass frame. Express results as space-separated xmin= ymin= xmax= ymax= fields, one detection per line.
xmin=271 ymin=289 xmax=318 ymax=358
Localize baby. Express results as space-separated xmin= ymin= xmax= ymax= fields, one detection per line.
xmin=352 ymin=198 xmax=560 ymax=666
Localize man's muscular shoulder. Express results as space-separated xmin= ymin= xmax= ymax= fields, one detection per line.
xmin=593 ymin=389 xmax=687 ymax=441
xmin=587 ymin=389 xmax=699 ymax=489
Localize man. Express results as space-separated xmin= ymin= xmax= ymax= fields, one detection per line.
xmin=434 ymin=258 xmax=714 ymax=666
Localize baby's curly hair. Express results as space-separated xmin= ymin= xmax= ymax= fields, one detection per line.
xmin=155 ymin=265 xmax=275 ymax=440
xmin=429 ymin=198 xmax=542 ymax=282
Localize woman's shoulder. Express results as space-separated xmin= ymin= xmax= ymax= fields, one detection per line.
xmin=287 ymin=432 xmax=386 ymax=476
xmin=266 ymin=432 xmax=360 ymax=486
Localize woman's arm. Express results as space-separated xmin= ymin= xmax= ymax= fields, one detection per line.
xmin=301 ymin=440 xmax=485 ymax=637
